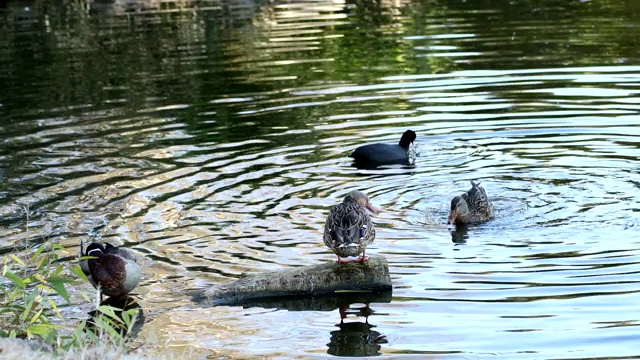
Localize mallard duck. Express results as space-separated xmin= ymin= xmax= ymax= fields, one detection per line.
xmin=448 ymin=181 xmax=494 ymax=225
xmin=323 ymin=190 xmax=381 ymax=263
xmin=79 ymin=241 xmax=141 ymax=299
xmin=350 ymin=130 xmax=417 ymax=167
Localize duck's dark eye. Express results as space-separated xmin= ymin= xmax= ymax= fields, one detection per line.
xmin=359 ymin=226 xmax=367 ymax=238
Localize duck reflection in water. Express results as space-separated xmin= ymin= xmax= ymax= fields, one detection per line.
xmin=450 ymin=223 xmax=469 ymax=244
xmin=327 ymin=302 xmax=388 ymax=357
xmin=85 ymin=296 xmax=145 ymax=338
xmin=198 ymin=291 xmax=392 ymax=356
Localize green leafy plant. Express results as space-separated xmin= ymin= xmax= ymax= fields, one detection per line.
xmin=0 ymin=243 xmax=74 ymax=343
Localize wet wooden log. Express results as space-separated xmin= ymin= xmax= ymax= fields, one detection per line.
xmin=233 ymin=289 xmax=393 ymax=311
xmin=198 ymin=256 xmax=392 ymax=306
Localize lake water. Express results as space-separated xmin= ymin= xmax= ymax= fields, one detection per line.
xmin=1 ymin=0 xmax=640 ymax=358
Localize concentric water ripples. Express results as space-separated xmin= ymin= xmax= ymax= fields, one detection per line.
xmin=2 ymin=66 xmax=640 ymax=358
xmin=2 ymin=0 xmax=640 ymax=358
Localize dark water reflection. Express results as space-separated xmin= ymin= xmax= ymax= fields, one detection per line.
xmin=328 ymin=318 xmax=386 ymax=357
xmin=2 ymin=0 xmax=640 ymax=358
xmin=86 ymin=296 xmax=145 ymax=338
xmin=208 ymin=291 xmax=393 ymax=356
xmin=450 ymin=223 xmax=469 ymax=244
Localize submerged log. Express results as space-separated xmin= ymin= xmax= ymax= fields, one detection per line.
xmin=198 ymin=256 xmax=392 ymax=306
xmin=231 ymin=289 xmax=393 ymax=311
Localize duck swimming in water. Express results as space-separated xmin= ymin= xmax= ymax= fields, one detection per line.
xmin=79 ymin=241 xmax=141 ymax=299
xmin=448 ymin=181 xmax=494 ymax=225
xmin=323 ymin=190 xmax=381 ymax=263
xmin=350 ymin=130 xmax=417 ymax=167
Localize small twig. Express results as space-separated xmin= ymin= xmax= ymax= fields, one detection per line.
xmin=23 ymin=204 xmax=29 ymax=233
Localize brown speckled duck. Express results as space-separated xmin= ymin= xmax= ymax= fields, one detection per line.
xmin=79 ymin=241 xmax=141 ymax=299
xmin=323 ymin=190 xmax=381 ymax=263
xmin=448 ymin=181 xmax=494 ymax=225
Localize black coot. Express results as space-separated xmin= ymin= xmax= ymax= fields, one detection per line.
xmin=350 ymin=130 xmax=416 ymax=167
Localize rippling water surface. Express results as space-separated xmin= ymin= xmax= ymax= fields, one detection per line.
xmin=2 ymin=0 xmax=640 ymax=358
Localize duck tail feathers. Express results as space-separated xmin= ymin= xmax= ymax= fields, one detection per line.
xmin=331 ymin=224 xmax=360 ymax=247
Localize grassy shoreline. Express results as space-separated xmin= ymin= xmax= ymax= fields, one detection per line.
xmin=1 ymin=243 xmax=177 ymax=359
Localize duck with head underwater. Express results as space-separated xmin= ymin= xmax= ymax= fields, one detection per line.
xmin=448 ymin=181 xmax=494 ymax=225
xmin=323 ymin=190 xmax=381 ymax=263
xmin=79 ymin=241 xmax=141 ymax=299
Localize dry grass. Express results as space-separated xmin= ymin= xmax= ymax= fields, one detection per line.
xmin=0 ymin=337 xmax=174 ymax=360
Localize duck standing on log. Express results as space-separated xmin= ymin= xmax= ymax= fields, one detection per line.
xmin=79 ymin=241 xmax=141 ymax=299
xmin=324 ymin=190 xmax=381 ymax=263
xmin=448 ymin=181 xmax=494 ymax=225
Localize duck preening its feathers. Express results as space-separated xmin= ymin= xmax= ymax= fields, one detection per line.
xmin=79 ymin=241 xmax=141 ymax=299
